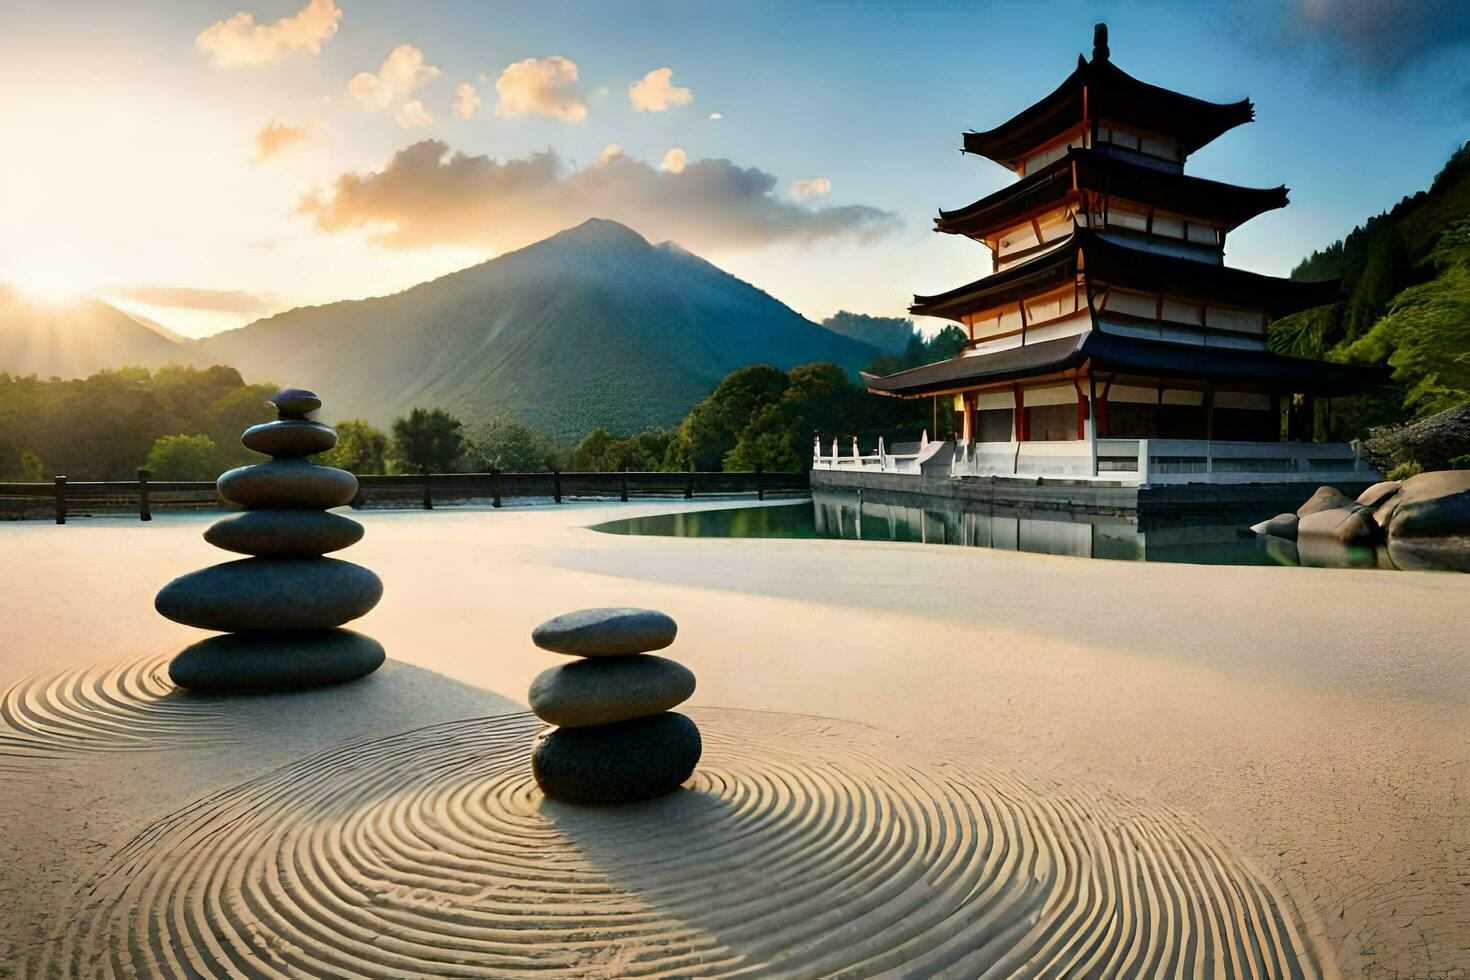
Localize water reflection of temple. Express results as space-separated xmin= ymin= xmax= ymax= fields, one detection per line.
xmin=810 ymin=490 xmax=1381 ymax=568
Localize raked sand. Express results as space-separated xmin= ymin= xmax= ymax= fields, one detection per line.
xmin=1 ymin=500 xmax=1466 ymax=976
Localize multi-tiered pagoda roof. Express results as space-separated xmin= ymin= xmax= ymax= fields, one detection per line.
xmin=866 ymin=23 xmax=1385 ymax=413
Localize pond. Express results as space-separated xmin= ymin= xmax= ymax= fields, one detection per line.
xmin=594 ymin=492 xmax=1397 ymax=568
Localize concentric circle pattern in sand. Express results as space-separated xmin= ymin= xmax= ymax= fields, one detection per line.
xmin=43 ymin=709 xmax=1330 ymax=978
xmin=0 ymin=652 xmax=236 ymax=764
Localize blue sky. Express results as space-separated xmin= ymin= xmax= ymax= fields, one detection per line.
xmin=1 ymin=0 xmax=1465 ymax=336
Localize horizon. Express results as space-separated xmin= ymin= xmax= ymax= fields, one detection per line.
xmin=2 ymin=0 xmax=1467 ymax=338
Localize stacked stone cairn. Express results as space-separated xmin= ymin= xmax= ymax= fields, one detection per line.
xmin=155 ymin=388 xmax=386 ymax=693
xmin=529 ymin=608 xmax=701 ymax=805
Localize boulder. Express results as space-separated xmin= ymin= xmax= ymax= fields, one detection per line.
xmin=242 ymin=420 xmax=338 ymax=459
xmin=1356 ymin=481 xmax=1401 ymax=509
xmin=155 ymin=557 xmax=383 ymax=631
xmin=529 ymin=655 xmax=695 ymax=728
xmin=532 ymin=607 xmax=677 ymax=657
xmin=168 ymin=629 xmax=385 ymax=693
xmin=217 ymin=460 xmax=358 ymax=510
xmin=204 ymin=510 xmax=364 ymax=557
xmin=532 ymin=712 xmax=701 ymax=805
xmin=1250 ymin=513 xmax=1299 ymax=541
xmin=1297 ymin=505 xmax=1378 ymax=545
xmin=1385 ymin=470 xmax=1470 ymax=572
xmin=1296 ymin=486 xmax=1357 ymax=519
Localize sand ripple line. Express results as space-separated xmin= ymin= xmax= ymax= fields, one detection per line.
xmin=0 ymin=652 xmax=235 ymax=763
xmin=39 ymin=709 xmax=1331 ymax=978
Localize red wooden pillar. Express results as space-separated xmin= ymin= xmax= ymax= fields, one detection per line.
xmin=1013 ymin=384 xmax=1028 ymax=442
xmin=1097 ymin=378 xmax=1112 ymax=438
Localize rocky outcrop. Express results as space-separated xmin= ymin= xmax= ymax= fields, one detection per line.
xmin=1253 ymin=473 xmax=1470 ymax=571
xmin=1364 ymin=404 xmax=1470 ymax=472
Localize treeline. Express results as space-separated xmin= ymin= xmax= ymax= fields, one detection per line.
xmin=1271 ymin=142 xmax=1470 ymax=437
xmin=0 ymin=325 xmax=967 ymax=480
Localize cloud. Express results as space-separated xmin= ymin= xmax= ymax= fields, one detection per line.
xmin=252 ymin=121 xmax=312 ymax=163
xmin=599 ymin=143 xmax=624 ymax=163
xmin=196 ymin=0 xmax=340 ymax=67
xmin=394 ymin=100 xmax=434 ymax=128
xmin=108 ymin=286 xmax=276 ymax=313
xmin=790 ymin=177 xmax=832 ymax=200
xmin=629 ymin=67 xmax=693 ymax=112
xmin=454 ymin=83 xmax=481 ymax=120
xmin=1286 ymin=0 xmax=1470 ymax=76
xmin=297 ymin=139 xmax=901 ymax=254
xmin=348 ymin=45 xmax=440 ymax=121
xmin=709 ymin=112 xmax=723 ymax=120
xmin=660 ymin=146 xmax=687 ymax=174
xmin=494 ymin=56 xmax=587 ymax=123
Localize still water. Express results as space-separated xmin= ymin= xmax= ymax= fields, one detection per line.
xmin=595 ymin=493 xmax=1393 ymax=568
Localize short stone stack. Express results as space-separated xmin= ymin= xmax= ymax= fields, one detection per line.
xmin=155 ymin=388 xmax=386 ymax=693
xmin=529 ymin=608 xmax=701 ymax=805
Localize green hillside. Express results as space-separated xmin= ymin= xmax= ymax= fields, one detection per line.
xmin=200 ymin=220 xmax=879 ymax=443
xmin=1270 ymin=142 xmax=1470 ymax=436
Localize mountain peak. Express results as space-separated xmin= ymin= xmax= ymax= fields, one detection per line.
xmin=548 ymin=218 xmax=651 ymax=249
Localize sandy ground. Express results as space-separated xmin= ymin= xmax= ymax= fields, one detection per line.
xmin=1 ymin=499 xmax=1466 ymax=977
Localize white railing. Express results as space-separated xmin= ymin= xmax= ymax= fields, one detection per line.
xmin=951 ymin=438 xmax=1374 ymax=485
xmin=817 ymin=435 xmax=1378 ymax=485
xmin=813 ymin=432 xmax=949 ymax=474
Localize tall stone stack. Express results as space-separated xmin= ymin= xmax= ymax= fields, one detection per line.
xmin=155 ymin=388 xmax=386 ymax=693
xmin=529 ymin=608 xmax=702 ymax=805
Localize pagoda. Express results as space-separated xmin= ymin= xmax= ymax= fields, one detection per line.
xmin=860 ymin=24 xmax=1385 ymax=483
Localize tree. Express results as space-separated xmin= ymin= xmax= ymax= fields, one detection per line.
xmin=724 ymin=403 xmax=804 ymax=471
xmin=145 ymin=434 xmax=219 ymax=480
xmin=465 ymin=417 xmax=560 ymax=472
xmin=205 ymin=383 xmax=278 ymax=468
xmin=390 ymin=407 xmax=464 ymax=473
xmin=572 ymin=428 xmax=626 ymax=471
xmin=316 ymin=419 xmax=388 ymax=474
xmin=677 ymin=364 xmax=789 ymax=470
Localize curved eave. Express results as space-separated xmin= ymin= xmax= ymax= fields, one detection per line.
xmin=962 ymin=56 xmax=1253 ymax=168
xmin=910 ymin=236 xmax=1079 ymax=321
xmin=862 ymin=331 xmax=1388 ymax=399
xmin=936 ymin=148 xmax=1288 ymax=236
xmin=1080 ymin=230 xmax=1340 ymax=317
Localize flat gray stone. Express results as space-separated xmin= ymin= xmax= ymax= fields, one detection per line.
xmin=218 ymin=460 xmax=357 ymax=510
xmin=530 ymin=655 xmax=695 ymax=727
xmin=271 ymin=388 xmax=321 ymax=419
xmin=169 ymin=629 xmax=385 ymax=693
xmin=532 ymin=608 xmax=677 ymax=657
xmin=242 ymin=420 xmax=338 ymax=459
xmin=532 ymin=712 xmax=701 ymax=806
xmin=155 ymin=557 xmax=382 ymax=631
xmin=204 ymin=510 xmax=364 ymax=557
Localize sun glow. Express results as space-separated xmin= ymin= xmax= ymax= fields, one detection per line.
xmin=10 ymin=267 xmax=93 ymax=306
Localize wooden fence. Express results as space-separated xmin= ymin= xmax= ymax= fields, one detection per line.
xmin=0 ymin=468 xmax=810 ymax=522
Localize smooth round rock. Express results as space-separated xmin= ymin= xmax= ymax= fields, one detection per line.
xmin=530 ymin=655 xmax=695 ymax=728
xmin=242 ymin=420 xmax=338 ymax=459
xmin=217 ymin=460 xmax=357 ymax=510
xmin=532 ymin=608 xmax=677 ymax=657
xmin=168 ymin=629 xmax=385 ymax=694
xmin=155 ymin=557 xmax=382 ymax=631
xmin=204 ymin=510 xmax=364 ymax=557
xmin=532 ymin=712 xmax=701 ymax=806
xmin=1250 ymin=512 xmax=1298 ymax=541
xmin=271 ymin=388 xmax=321 ymax=419
xmin=1296 ymin=485 xmax=1356 ymax=519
